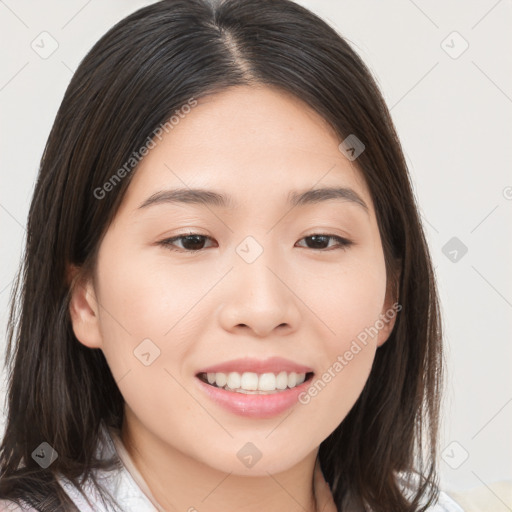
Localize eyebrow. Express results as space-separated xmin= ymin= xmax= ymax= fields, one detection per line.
xmin=137 ymin=186 xmax=369 ymax=214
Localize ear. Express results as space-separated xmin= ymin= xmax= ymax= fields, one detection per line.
xmin=376 ymin=268 xmax=401 ymax=348
xmin=67 ymin=264 xmax=103 ymax=349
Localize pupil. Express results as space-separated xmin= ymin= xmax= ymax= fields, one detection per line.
xmin=183 ymin=235 xmax=204 ymax=250
xmin=309 ymin=235 xmax=327 ymax=248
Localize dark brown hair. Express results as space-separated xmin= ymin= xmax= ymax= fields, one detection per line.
xmin=0 ymin=0 xmax=443 ymax=510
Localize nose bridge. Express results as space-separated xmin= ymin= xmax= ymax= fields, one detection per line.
xmin=217 ymin=234 xmax=300 ymax=335
xmin=234 ymin=234 xmax=287 ymax=305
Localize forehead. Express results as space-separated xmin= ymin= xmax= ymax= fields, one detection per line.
xmin=120 ymin=85 xmax=373 ymax=215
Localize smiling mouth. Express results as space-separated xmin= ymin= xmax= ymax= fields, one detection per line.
xmin=196 ymin=371 xmax=315 ymax=394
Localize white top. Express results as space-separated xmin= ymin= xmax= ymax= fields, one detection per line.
xmin=0 ymin=423 xmax=464 ymax=511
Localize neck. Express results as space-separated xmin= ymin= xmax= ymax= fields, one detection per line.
xmin=120 ymin=410 xmax=320 ymax=512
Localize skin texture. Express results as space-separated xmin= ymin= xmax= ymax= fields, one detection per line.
xmin=69 ymin=85 xmax=398 ymax=512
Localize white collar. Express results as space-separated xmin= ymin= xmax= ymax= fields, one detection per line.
xmin=57 ymin=422 xmax=163 ymax=511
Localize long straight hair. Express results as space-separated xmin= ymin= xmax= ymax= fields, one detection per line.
xmin=0 ymin=0 xmax=443 ymax=510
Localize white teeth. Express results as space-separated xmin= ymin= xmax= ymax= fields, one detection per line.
xmin=215 ymin=372 xmax=227 ymax=388
xmin=227 ymin=372 xmax=240 ymax=389
xmin=258 ymin=373 xmax=276 ymax=391
xmin=202 ymin=371 xmax=309 ymax=392
xmin=241 ymin=372 xmax=259 ymax=390
xmin=275 ymin=371 xmax=288 ymax=390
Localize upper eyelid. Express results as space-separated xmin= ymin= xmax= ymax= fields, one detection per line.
xmin=162 ymin=233 xmax=351 ymax=242
xmin=160 ymin=233 xmax=353 ymax=250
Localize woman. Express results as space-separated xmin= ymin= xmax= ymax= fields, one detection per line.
xmin=0 ymin=0 xmax=463 ymax=510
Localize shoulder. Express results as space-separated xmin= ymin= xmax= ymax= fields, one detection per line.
xmin=426 ymin=490 xmax=465 ymax=511
xmin=396 ymin=472 xmax=465 ymax=512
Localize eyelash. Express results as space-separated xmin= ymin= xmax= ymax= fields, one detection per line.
xmin=158 ymin=232 xmax=354 ymax=253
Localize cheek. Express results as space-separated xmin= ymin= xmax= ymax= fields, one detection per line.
xmin=91 ymin=240 xmax=201 ymax=394
xmin=291 ymin=252 xmax=386 ymax=428
xmin=293 ymin=343 xmax=376 ymax=452
xmin=294 ymin=286 xmax=384 ymax=443
xmin=293 ymin=246 xmax=387 ymax=346
xmin=93 ymin=249 xmax=206 ymax=443
xmin=95 ymin=243 xmax=211 ymax=343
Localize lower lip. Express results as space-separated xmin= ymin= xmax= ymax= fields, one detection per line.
xmin=195 ymin=375 xmax=313 ymax=419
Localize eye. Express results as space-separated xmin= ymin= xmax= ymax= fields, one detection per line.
xmin=158 ymin=232 xmax=216 ymax=252
xmin=158 ymin=232 xmax=353 ymax=253
xmin=295 ymin=234 xmax=353 ymax=251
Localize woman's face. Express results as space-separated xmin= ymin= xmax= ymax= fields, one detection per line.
xmin=71 ymin=85 xmax=397 ymax=476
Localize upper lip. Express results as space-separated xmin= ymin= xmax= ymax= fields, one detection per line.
xmin=196 ymin=356 xmax=314 ymax=375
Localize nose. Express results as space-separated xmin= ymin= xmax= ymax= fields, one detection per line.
xmin=217 ymin=248 xmax=302 ymax=338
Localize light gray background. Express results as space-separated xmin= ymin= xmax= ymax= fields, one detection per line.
xmin=1 ymin=0 xmax=511 ymax=501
